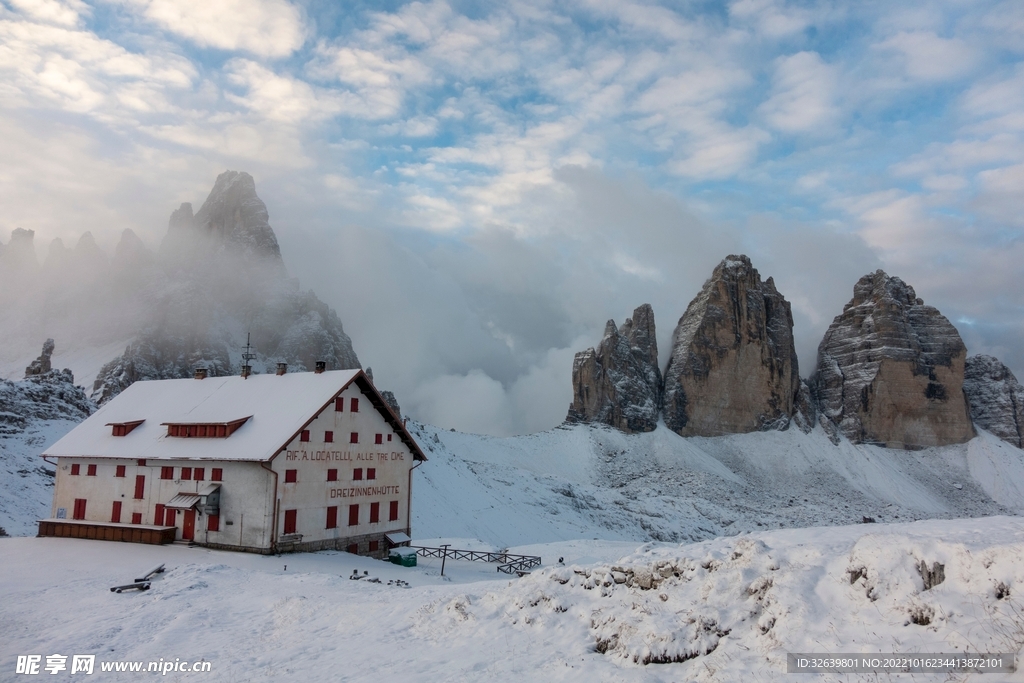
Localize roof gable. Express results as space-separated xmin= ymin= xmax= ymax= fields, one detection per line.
xmin=44 ymin=370 xmax=425 ymax=462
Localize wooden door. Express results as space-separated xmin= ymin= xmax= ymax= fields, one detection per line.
xmin=183 ymin=509 xmax=195 ymax=541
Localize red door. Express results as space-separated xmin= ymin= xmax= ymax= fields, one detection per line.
xmin=183 ymin=509 xmax=195 ymax=541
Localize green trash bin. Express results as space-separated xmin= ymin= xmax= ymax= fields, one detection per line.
xmin=389 ymin=547 xmax=417 ymax=567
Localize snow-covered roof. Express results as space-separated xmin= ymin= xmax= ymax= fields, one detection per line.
xmin=43 ymin=370 xmax=425 ymax=462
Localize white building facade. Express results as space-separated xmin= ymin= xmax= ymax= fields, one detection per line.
xmin=40 ymin=369 xmax=425 ymax=557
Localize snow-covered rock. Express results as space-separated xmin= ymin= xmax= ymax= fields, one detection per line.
xmin=964 ymin=354 xmax=1024 ymax=448
xmin=812 ymin=270 xmax=974 ymax=449
xmin=662 ymin=255 xmax=799 ymax=437
xmin=566 ymin=303 xmax=662 ymax=433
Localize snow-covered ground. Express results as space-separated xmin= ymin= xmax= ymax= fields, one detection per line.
xmin=4 ymin=518 xmax=1024 ymax=682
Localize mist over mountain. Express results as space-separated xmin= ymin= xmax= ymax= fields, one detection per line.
xmin=0 ymin=171 xmax=359 ymax=402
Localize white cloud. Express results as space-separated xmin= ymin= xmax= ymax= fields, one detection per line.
xmin=7 ymin=0 xmax=88 ymax=26
xmin=127 ymin=0 xmax=306 ymax=57
xmin=759 ymin=51 xmax=840 ymax=134
xmin=875 ymin=31 xmax=978 ymax=82
xmin=729 ymin=0 xmax=811 ymax=38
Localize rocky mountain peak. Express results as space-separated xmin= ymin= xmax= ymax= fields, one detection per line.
xmin=566 ymin=303 xmax=662 ymax=433
xmin=812 ymin=270 xmax=974 ymax=448
xmin=963 ymin=355 xmax=1023 ymax=448
xmin=1 ymin=228 xmax=38 ymax=270
xmin=662 ymin=254 xmax=799 ymax=436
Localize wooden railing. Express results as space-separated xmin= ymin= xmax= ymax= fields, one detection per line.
xmin=410 ymin=546 xmax=542 ymax=574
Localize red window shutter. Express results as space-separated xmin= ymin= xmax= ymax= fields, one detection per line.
xmin=115 ymin=465 xmax=126 ymax=478
xmin=348 ymin=504 xmax=359 ymax=526
xmin=165 ymin=509 xmax=176 ymax=526
xmin=70 ymin=463 xmax=80 ymax=475
xmin=375 ymin=433 xmax=383 ymax=445
xmin=73 ymin=498 xmax=87 ymax=520
xmin=370 ymin=502 xmax=380 ymax=523
xmin=194 ymin=468 xmax=204 ymax=481
xmin=350 ymin=398 xmax=359 ymax=412
xmin=216 ymin=425 xmax=226 ymax=437
xmin=211 ymin=468 xmax=223 ymax=481
xmin=181 ymin=467 xmax=192 ymax=480
xmin=207 ymin=514 xmax=219 ymax=532
xmin=353 ymin=468 xmax=363 ymax=481
xmin=300 ymin=430 xmax=310 ymax=442
xmin=389 ymin=500 xmax=399 ymax=521
xmin=326 ymin=506 xmax=338 ymax=529
xmin=154 ymin=504 xmax=165 ymax=526
xmin=285 ymin=469 xmax=297 ymax=483
xmin=327 ymin=469 xmax=338 ymax=482
xmin=335 ymin=397 xmax=344 ymax=412
xmin=134 ymin=475 xmax=145 ymax=499
xmin=347 ymin=543 xmax=358 ymax=554
xmin=325 ymin=431 xmax=334 ymax=443
xmin=368 ymin=540 xmax=379 ymax=552
xmin=367 ymin=468 xmax=376 ymax=480
xmin=161 ymin=466 xmax=173 ymax=480
xmin=284 ymin=509 xmax=297 ymax=534
xmin=387 ymin=434 xmax=392 ymax=442
xmin=350 ymin=432 xmax=359 ymax=444
xmin=87 ymin=464 xmax=97 ymax=476
xmin=111 ymin=501 xmax=122 ymax=523
xmin=131 ymin=512 xmax=142 ymax=524
xmin=137 ymin=459 xmax=146 ymax=466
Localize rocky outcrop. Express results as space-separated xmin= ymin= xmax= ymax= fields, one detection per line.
xmin=963 ymin=355 xmax=1023 ymax=448
xmin=1 ymin=366 xmax=93 ymax=436
xmin=25 ymin=339 xmax=55 ymax=377
xmin=566 ymin=304 xmax=662 ymax=433
xmin=662 ymin=256 xmax=799 ymax=437
xmin=812 ymin=270 xmax=974 ymax=449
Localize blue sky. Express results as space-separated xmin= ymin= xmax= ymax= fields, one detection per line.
xmin=1 ymin=0 xmax=1022 ymax=434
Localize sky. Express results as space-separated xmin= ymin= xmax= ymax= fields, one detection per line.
xmin=0 ymin=0 xmax=1022 ymax=436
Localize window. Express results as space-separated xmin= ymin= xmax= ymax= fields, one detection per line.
xmin=326 ymin=506 xmax=338 ymax=529
xmin=327 ymin=469 xmax=338 ymax=482
xmin=73 ymin=498 xmax=87 ymax=520
xmin=389 ymin=500 xmax=399 ymax=522
xmin=115 ymin=465 xmax=126 ymax=478
xmin=194 ymin=467 xmax=204 ymax=481
xmin=160 ymin=466 xmax=173 ymax=480
xmin=370 ymin=502 xmax=380 ymax=523
xmin=111 ymin=501 xmax=122 ymax=523
xmin=347 ymin=543 xmax=358 ymax=554
xmin=154 ymin=504 xmax=165 ymax=526
xmin=300 ymin=430 xmax=310 ymax=442
xmin=87 ymin=464 xmax=97 ymax=476
xmin=325 ymin=431 xmax=334 ymax=443
xmin=367 ymin=468 xmax=376 ymax=480
xmin=70 ymin=463 xmax=80 ymax=476
xmin=181 ymin=467 xmax=192 ymax=480
xmin=350 ymin=432 xmax=359 ymax=444
xmin=211 ymin=468 xmax=223 ymax=482
xmin=348 ymin=504 xmax=359 ymax=526
xmin=284 ymin=509 xmax=297 ymax=534
xmin=335 ymin=397 xmax=344 ymax=412
xmin=134 ymin=475 xmax=145 ymax=499
xmin=113 ymin=425 xmax=125 ymax=436
xmin=285 ymin=469 xmax=297 ymax=483
xmin=369 ymin=540 xmax=379 ymax=552
xmin=387 ymin=434 xmax=392 ymax=442
xmin=375 ymin=433 xmax=383 ymax=445
xmin=165 ymin=509 xmax=176 ymax=526
xmin=131 ymin=512 xmax=142 ymax=525
xmin=353 ymin=468 xmax=363 ymax=481
xmin=137 ymin=459 xmax=146 ymax=466
xmin=350 ymin=398 xmax=359 ymax=412
xmin=207 ymin=514 xmax=219 ymax=532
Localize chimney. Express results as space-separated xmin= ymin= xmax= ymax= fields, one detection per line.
xmin=276 ymin=362 xmax=287 ymax=376
xmin=241 ymin=365 xmax=251 ymax=379
xmin=314 ymin=361 xmax=326 ymax=374
xmin=194 ymin=367 xmax=208 ymax=380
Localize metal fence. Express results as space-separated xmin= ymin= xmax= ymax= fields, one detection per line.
xmin=410 ymin=546 xmax=542 ymax=574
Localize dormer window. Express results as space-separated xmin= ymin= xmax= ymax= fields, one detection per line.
xmin=163 ymin=417 xmax=250 ymax=438
xmin=108 ymin=420 xmax=144 ymax=437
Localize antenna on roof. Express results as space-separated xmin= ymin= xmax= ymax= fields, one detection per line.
xmin=241 ymin=333 xmax=256 ymax=379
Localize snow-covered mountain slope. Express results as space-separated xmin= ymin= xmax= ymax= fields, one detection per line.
xmin=4 ymin=517 xmax=1024 ymax=682
xmin=409 ymin=421 xmax=1024 ymax=547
